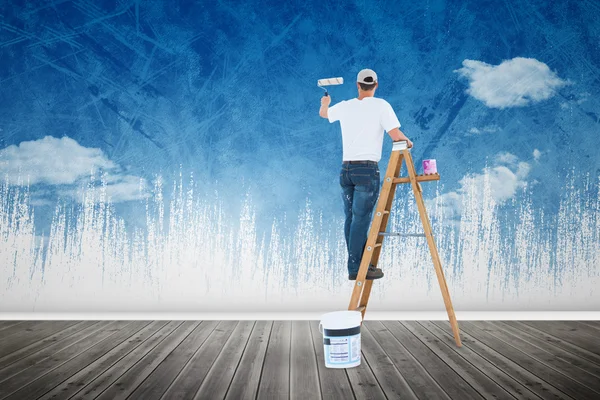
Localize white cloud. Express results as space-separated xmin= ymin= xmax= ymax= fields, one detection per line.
xmin=430 ymin=152 xmax=530 ymax=217
xmin=494 ymin=152 xmax=519 ymax=166
xmin=468 ymin=125 xmax=500 ymax=135
xmin=455 ymin=57 xmax=568 ymax=109
xmin=0 ymin=136 xmax=148 ymax=203
xmin=577 ymin=92 xmax=590 ymax=104
xmin=0 ymin=136 xmax=115 ymax=185
xmin=533 ymin=149 xmax=542 ymax=161
xmin=64 ymin=175 xmax=149 ymax=203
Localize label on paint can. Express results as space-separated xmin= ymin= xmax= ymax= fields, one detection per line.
xmin=324 ymin=334 xmax=360 ymax=364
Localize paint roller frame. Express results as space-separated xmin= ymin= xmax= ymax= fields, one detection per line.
xmin=318 ymin=77 xmax=344 ymax=97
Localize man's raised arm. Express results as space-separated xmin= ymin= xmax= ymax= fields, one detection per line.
xmin=319 ymin=95 xmax=331 ymax=119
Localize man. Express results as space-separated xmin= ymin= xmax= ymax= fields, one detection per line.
xmin=319 ymin=69 xmax=413 ymax=280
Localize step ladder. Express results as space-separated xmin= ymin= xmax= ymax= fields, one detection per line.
xmin=348 ymin=141 xmax=462 ymax=347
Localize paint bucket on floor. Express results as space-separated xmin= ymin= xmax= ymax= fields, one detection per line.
xmin=319 ymin=311 xmax=362 ymax=368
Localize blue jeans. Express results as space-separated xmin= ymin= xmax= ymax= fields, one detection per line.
xmin=340 ymin=162 xmax=380 ymax=275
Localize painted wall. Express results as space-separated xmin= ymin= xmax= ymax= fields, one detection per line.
xmin=1 ymin=0 xmax=598 ymax=312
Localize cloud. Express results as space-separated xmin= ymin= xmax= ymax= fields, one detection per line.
xmin=468 ymin=125 xmax=500 ymax=135
xmin=494 ymin=152 xmax=519 ymax=165
xmin=0 ymin=136 xmax=115 ymax=185
xmin=0 ymin=136 xmax=148 ymax=203
xmin=64 ymin=175 xmax=149 ymax=203
xmin=455 ymin=57 xmax=568 ymax=109
xmin=430 ymin=152 xmax=530 ymax=218
xmin=533 ymin=149 xmax=542 ymax=161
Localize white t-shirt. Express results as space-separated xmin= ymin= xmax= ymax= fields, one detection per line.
xmin=328 ymin=97 xmax=401 ymax=162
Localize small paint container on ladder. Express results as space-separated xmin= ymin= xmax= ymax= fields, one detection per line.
xmin=423 ymin=159 xmax=437 ymax=175
xmin=319 ymin=311 xmax=362 ymax=368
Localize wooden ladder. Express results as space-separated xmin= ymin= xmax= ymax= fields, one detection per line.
xmin=348 ymin=141 xmax=462 ymax=347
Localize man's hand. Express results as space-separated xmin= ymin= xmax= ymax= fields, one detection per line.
xmin=388 ymin=128 xmax=413 ymax=148
xmin=319 ymin=94 xmax=331 ymax=118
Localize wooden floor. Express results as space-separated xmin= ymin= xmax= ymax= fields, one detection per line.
xmin=0 ymin=320 xmax=599 ymax=399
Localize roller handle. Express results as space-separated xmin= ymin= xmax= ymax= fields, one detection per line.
xmin=323 ymin=91 xmax=329 ymax=97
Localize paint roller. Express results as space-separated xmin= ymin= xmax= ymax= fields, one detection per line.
xmin=318 ymin=77 xmax=344 ymax=97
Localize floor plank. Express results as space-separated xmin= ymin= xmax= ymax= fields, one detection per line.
xmin=402 ymin=321 xmax=514 ymax=399
xmin=504 ymin=321 xmax=600 ymax=367
xmin=0 ymin=321 xmax=79 ymax=358
xmin=493 ymin=321 xmax=600 ymax=379
xmin=289 ymin=321 xmax=321 ymax=400
xmin=345 ymin=343 xmax=387 ymax=400
xmin=225 ymin=321 xmax=273 ymax=400
xmin=520 ymin=321 xmax=600 ymax=354
xmin=0 ymin=321 xmax=100 ymax=370
xmin=38 ymin=321 xmax=167 ymax=400
xmin=559 ymin=321 xmax=600 ymax=336
xmin=69 ymin=321 xmax=183 ymax=400
xmin=142 ymin=320 xmax=230 ymax=399
xmin=365 ymin=321 xmax=450 ymax=399
xmin=4 ymin=321 xmax=151 ymax=400
xmin=128 ymin=320 xmax=224 ymax=399
xmin=578 ymin=321 xmax=600 ymax=331
xmin=419 ymin=321 xmax=541 ymax=400
xmin=383 ymin=321 xmax=483 ymax=399
xmin=470 ymin=321 xmax=600 ymax=396
xmin=461 ymin=321 xmax=598 ymax=400
xmin=0 ymin=322 xmax=109 ymax=381
xmin=94 ymin=321 xmax=200 ymax=400
xmin=0 ymin=321 xmax=47 ymax=341
xmin=360 ymin=322 xmax=417 ymax=399
xmin=431 ymin=321 xmax=568 ymax=400
xmin=0 ymin=321 xmax=24 ymax=332
xmin=308 ymin=321 xmax=354 ymax=400
xmin=256 ymin=320 xmax=292 ymax=399
xmin=0 ymin=321 xmax=131 ymax=399
xmin=193 ymin=321 xmax=255 ymax=400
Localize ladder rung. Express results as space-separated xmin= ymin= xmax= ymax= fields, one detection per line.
xmin=374 ymin=243 xmax=382 ymax=248
xmin=354 ymin=306 xmax=366 ymax=313
xmin=393 ymin=174 xmax=440 ymax=184
xmin=379 ymin=232 xmax=427 ymax=237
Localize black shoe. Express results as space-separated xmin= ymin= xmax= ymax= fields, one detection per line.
xmin=349 ymin=265 xmax=384 ymax=281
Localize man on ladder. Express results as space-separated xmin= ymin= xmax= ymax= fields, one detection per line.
xmin=319 ymin=69 xmax=413 ymax=281
xmin=319 ymin=69 xmax=462 ymax=346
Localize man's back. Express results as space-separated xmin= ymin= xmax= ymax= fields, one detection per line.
xmin=328 ymin=97 xmax=400 ymax=162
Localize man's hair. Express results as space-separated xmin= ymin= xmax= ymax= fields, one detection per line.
xmin=358 ymin=76 xmax=376 ymax=91
xmin=359 ymin=82 xmax=376 ymax=91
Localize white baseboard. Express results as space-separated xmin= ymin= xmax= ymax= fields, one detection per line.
xmin=0 ymin=311 xmax=599 ymax=320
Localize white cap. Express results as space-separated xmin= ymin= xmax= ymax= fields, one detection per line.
xmin=357 ymin=69 xmax=378 ymax=84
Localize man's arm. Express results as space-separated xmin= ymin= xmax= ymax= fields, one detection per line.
xmin=319 ymin=95 xmax=331 ymax=119
xmin=387 ymin=127 xmax=413 ymax=148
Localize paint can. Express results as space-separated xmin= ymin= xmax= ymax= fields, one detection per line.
xmin=319 ymin=311 xmax=362 ymax=368
xmin=423 ymin=159 xmax=437 ymax=175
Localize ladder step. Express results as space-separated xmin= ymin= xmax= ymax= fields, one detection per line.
xmin=393 ymin=174 xmax=440 ymax=184
xmin=379 ymin=232 xmax=427 ymax=237
xmin=354 ymin=306 xmax=366 ymax=313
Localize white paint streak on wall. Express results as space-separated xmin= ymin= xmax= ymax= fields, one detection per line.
xmin=0 ymin=169 xmax=598 ymax=312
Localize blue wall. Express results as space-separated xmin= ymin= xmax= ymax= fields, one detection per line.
xmin=0 ymin=0 xmax=598 ymax=311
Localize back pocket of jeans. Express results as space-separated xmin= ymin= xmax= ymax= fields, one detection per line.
xmin=351 ymin=173 xmax=376 ymax=187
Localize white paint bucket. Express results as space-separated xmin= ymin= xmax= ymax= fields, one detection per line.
xmin=319 ymin=311 xmax=362 ymax=368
